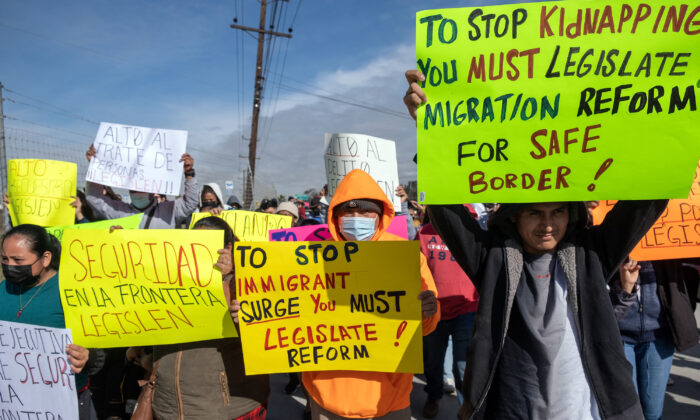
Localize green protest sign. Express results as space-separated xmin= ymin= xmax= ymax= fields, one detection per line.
xmin=416 ymin=0 xmax=700 ymax=204
xmin=46 ymin=213 xmax=144 ymax=241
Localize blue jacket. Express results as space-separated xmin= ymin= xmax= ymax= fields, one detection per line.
xmin=612 ymin=262 xmax=668 ymax=344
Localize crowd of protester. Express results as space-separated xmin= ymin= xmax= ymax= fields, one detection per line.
xmin=0 ymin=72 xmax=698 ymax=420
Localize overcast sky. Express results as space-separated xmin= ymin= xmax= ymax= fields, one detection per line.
xmin=0 ymin=0 xmax=518 ymax=198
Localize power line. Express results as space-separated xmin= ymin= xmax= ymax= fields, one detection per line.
xmin=273 ymin=82 xmax=412 ymax=120
xmin=289 ymin=0 xmax=303 ymax=28
xmin=0 ymin=21 xmax=228 ymax=91
xmin=2 ymin=116 xmax=94 ymax=138
xmin=4 ymin=96 xmax=99 ymax=125
xmin=4 ymin=126 xmax=91 ymax=146
xmin=267 ymin=70 xmax=408 ymax=118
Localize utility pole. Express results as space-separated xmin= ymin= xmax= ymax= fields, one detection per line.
xmin=0 ymin=82 xmax=8 ymax=233
xmin=231 ymin=0 xmax=292 ymax=209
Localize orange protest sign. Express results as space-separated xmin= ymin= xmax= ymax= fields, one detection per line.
xmin=592 ymin=161 xmax=700 ymax=261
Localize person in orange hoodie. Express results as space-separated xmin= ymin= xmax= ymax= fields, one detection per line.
xmin=302 ymin=169 xmax=440 ymax=419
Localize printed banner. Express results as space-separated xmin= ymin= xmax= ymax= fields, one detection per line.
xmin=324 ymin=133 xmax=402 ymax=212
xmin=416 ymin=0 xmax=700 ymax=203
xmin=269 ymin=216 xmax=411 ymax=241
xmin=46 ymin=213 xmax=144 ymax=241
xmin=0 ymin=320 xmax=78 ymax=419
xmin=235 ymin=241 xmax=423 ymax=374
xmin=59 ymin=229 xmax=237 ymax=347
xmin=7 ymin=159 xmax=77 ymax=227
xmin=592 ymin=161 xmax=700 ymax=260
xmin=190 ymin=210 xmax=293 ymax=241
xmin=86 ymin=122 xmax=188 ymax=194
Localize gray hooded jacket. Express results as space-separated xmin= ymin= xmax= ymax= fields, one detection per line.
xmin=85 ymin=177 xmax=199 ymax=229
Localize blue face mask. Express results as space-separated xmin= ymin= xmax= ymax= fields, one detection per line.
xmin=130 ymin=192 xmax=153 ymax=210
xmin=340 ymin=216 xmax=377 ymax=241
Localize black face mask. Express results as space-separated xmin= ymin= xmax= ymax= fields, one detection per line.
xmin=201 ymin=201 xmax=218 ymax=209
xmin=2 ymin=259 xmax=41 ymax=288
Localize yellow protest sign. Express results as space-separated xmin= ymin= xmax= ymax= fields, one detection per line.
xmin=234 ymin=241 xmax=423 ymax=374
xmin=592 ymin=160 xmax=700 ymax=261
xmin=7 ymin=159 xmax=77 ymax=226
xmin=416 ymin=0 xmax=700 ymax=204
xmin=59 ymin=229 xmax=237 ymax=347
xmin=46 ymin=213 xmax=144 ymax=241
xmin=190 ymin=210 xmax=292 ymax=241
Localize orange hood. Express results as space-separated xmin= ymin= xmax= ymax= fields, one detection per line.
xmin=327 ymin=169 xmax=395 ymax=241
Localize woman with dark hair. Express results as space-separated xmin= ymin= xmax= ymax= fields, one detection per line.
xmin=148 ymin=216 xmax=270 ymax=419
xmin=0 ymin=224 xmax=95 ymax=418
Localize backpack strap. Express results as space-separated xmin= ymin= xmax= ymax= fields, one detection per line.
xmin=143 ymin=206 xmax=157 ymax=230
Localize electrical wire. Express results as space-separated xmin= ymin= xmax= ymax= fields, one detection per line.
xmin=3 ymin=116 xmax=94 ymax=138
xmin=273 ymin=82 xmax=412 ymax=120
xmin=4 ymin=96 xmax=99 ymax=126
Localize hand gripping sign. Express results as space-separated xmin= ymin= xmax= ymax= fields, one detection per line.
xmin=416 ymin=0 xmax=700 ymax=204
xmin=234 ymin=241 xmax=423 ymax=374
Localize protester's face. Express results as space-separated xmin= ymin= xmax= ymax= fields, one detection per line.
xmin=129 ymin=191 xmax=154 ymax=210
xmin=1 ymin=235 xmax=48 ymax=274
xmin=202 ymin=192 xmax=219 ymax=206
xmin=336 ymin=209 xmax=381 ymax=231
xmin=263 ymin=207 xmax=277 ymax=214
xmin=514 ymin=202 xmax=569 ymax=254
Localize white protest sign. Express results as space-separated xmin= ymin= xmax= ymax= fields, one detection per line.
xmin=87 ymin=122 xmax=188 ymax=194
xmin=0 ymin=321 xmax=78 ymax=419
xmin=324 ymin=133 xmax=401 ymax=212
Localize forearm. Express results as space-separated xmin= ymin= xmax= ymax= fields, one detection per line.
xmin=85 ymin=181 xmax=136 ymax=219
xmin=174 ymin=176 xmax=199 ymax=225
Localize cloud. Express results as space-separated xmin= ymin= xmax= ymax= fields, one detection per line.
xmin=252 ymin=43 xmax=418 ymax=196
xmin=156 ymin=41 xmax=419 ymax=200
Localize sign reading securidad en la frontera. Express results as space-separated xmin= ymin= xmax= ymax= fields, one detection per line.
xmin=59 ymin=229 xmax=237 ymax=347
xmin=416 ymin=0 xmax=700 ymax=203
xmin=234 ymin=241 xmax=423 ymax=374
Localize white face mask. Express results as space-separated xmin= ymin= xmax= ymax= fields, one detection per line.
xmin=340 ymin=216 xmax=377 ymax=241
xmin=130 ymin=192 xmax=152 ymax=210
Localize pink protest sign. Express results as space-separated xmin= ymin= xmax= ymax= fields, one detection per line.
xmin=387 ymin=215 xmax=409 ymax=239
xmin=269 ymin=225 xmax=332 ymax=241
xmin=269 ymin=215 xmax=410 ymax=241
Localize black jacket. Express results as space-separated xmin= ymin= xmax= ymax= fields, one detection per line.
xmin=428 ymin=200 xmax=667 ymax=420
xmin=652 ymin=259 xmax=700 ymax=351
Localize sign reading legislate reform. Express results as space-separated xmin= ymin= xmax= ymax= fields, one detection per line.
xmin=234 ymin=241 xmax=423 ymax=374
